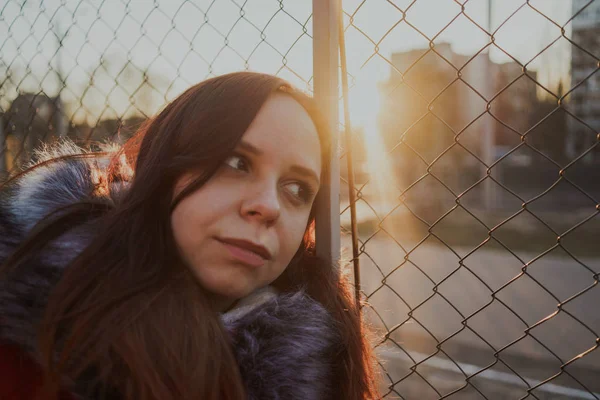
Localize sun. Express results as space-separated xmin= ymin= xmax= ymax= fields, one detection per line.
xmin=347 ymin=80 xmax=401 ymax=221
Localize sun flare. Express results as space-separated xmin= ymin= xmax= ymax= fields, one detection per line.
xmin=348 ymin=81 xmax=401 ymax=224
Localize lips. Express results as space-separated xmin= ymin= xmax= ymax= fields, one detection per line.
xmin=217 ymin=237 xmax=272 ymax=267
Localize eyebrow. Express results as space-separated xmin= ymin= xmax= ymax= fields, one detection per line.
xmin=237 ymin=140 xmax=320 ymax=186
xmin=237 ymin=140 xmax=263 ymax=156
xmin=290 ymin=165 xmax=320 ymax=186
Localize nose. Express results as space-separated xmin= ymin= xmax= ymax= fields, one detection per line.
xmin=240 ymin=181 xmax=281 ymax=225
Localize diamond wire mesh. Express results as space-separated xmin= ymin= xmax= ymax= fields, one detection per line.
xmin=2 ymin=0 xmax=600 ymax=399
xmin=0 ymin=0 xmax=313 ymax=176
xmin=339 ymin=0 xmax=600 ymax=398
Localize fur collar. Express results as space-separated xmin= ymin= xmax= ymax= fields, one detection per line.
xmin=0 ymin=141 xmax=339 ymax=399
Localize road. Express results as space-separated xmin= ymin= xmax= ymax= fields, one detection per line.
xmin=342 ymin=236 xmax=600 ymax=398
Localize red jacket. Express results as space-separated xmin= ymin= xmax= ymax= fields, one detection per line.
xmin=0 ymin=342 xmax=73 ymax=400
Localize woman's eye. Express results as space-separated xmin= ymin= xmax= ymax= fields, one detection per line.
xmin=224 ymin=155 xmax=249 ymax=172
xmin=285 ymin=182 xmax=314 ymax=203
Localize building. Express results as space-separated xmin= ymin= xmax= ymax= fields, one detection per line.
xmin=376 ymin=43 xmax=541 ymax=213
xmin=380 ymin=43 xmax=538 ymax=167
xmin=568 ymin=0 xmax=600 ymax=163
xmin=492 ymin=60 xmax=539 ymax=163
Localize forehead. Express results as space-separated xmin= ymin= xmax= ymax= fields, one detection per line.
xmin=242 ymin=94 xmax=322 ymax=174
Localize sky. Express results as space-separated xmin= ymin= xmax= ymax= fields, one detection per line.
xmin=0 ymin=0 xmax=579 ymax=124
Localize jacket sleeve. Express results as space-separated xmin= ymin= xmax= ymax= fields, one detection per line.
xmin=0 ymin=144 xmax=112 ymax=372
xmin=0 ymin=142 xmax=124 ymax=400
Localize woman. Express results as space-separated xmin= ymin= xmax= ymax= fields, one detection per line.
xmin=0 ymin=72 xmax=379 ymax=399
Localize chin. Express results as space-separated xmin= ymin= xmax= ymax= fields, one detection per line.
xmin=210 ymin=281 xmax=256 ymax=301
xmin=192 ymin=265 xmax=261 ymax=301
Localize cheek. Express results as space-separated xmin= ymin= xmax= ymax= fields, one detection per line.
xmin=171 ymin=181 xmax=233 ymax=234
xmin=171 ymin=203 xmax=197 ymax=261
xmin=170 ymin=192 xmax=214 ymax=253
xmin=170 ymin=181 xmax=242 ymax=266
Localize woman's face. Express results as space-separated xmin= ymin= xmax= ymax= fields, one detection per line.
xmin=171 ymin=93 xmax=322 ymax=310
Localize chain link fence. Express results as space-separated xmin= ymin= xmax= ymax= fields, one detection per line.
xmin=1 ymin=0 xmax=600 ymax=399
xmin=338 ymin=0 xmax=600 ymax=398
xmin=0 ymin=0 xmax=313 ymax=174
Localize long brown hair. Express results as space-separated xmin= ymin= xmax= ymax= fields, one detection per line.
xmin=1 ymin=72 xmax=379 ymax=399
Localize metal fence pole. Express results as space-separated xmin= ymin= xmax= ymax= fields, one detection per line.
xmin=337 ymin=0 xmax=362 ymax=308
xmin=313 ymin=0 xmax=340 ymax=262
xmin=483 ymin=0 xmax=497 ymax=210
